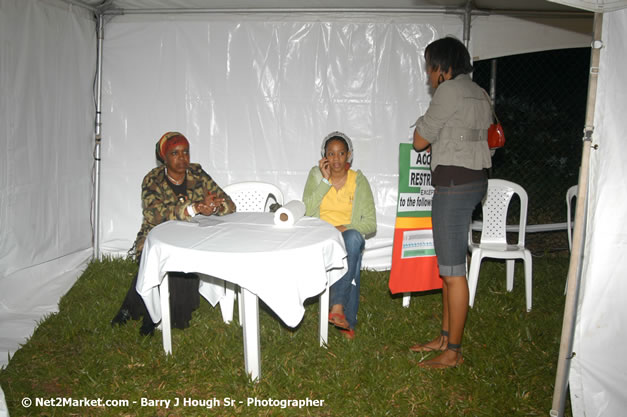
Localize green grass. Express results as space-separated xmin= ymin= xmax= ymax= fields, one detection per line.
xmin=0 ymin=254 xmax=572 ymax=416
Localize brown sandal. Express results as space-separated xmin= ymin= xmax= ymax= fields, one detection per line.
xmin=418 ymin=343 xmax=464 ymax=369
xmin=410 ymin=330 xmax=448 ymax=353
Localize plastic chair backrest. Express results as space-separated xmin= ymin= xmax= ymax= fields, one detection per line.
xmin=566 ymin=185 xmax=578 ymax=250
xmin=222 ymin=181 xmax=284 ymax=213
xmin=477 ymin=179 xmax=529 ymax=247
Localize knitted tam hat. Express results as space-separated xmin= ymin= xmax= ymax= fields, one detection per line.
xmin=155 ymin=132 xmax=189 ymax=163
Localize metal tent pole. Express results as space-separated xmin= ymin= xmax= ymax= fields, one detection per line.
xmin=93 ymin=13 xmax=104 ymax=260
xmin=463 ymin=0 xmax=472 ymax=49
xmin=489 ymin=59 xmax=497 ymax=101
xmin=550 ymin=12 xmax=603 ymax=417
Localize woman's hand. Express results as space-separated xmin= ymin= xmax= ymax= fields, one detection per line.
xmin=318 ymin=157 xmax=331 ymax=180
xmin=196 ymin=192 xmax=225 ymax=216
xmin=413 ymin=129 xmax=431 ymax=153
xmin=335 ymin=225 xmax=347 ymax=233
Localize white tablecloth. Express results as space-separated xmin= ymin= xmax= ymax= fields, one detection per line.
xmin=136 ymin=212 xmax=347 ymax=328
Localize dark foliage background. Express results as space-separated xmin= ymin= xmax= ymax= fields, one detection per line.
xmin=473 ymin=48 xmax=591 ymax=225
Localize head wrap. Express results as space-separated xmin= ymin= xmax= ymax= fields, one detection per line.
xmin=155 ymin=132 xmax=189 ymax=163
xmin=321 ymin=131 xmax=354 ymax=164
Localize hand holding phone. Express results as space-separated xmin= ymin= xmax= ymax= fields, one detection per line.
xmin=318 ymin=157 xmax=331 ymax=179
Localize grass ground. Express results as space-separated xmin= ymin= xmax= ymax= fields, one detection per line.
xmin=0 ymin=252 xmax=572 ymax=416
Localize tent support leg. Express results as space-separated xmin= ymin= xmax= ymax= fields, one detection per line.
xmin=550 ymin=12 xmax=603 ymax=417
xmin=93 ymin=13 xmax=104 ymax=260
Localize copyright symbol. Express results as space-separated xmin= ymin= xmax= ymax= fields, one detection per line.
xmin=22 ymin=397 xmax=32 ymax=407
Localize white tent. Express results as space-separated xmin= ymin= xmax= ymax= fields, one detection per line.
xmin=1 ymin=0 xmax=625 ymax=416
xmin=549 ymin=3 xmax=627 ymax=417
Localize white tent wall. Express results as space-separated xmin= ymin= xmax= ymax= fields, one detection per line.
xmin=0 ymin=0 xmax=96 ymax=367
xmin=98 ymin=12 xmax=465 ymax=269
xmin=568 ymin=8 xmax=627 ymax=416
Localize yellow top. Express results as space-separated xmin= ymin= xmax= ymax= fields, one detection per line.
xmin=320 ymin=169 xmax=357 ymax=226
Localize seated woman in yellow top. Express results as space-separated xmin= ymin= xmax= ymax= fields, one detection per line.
xmin=302 ymin=132 xmax=376 ymax=339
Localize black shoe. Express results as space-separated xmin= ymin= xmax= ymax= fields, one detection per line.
xmin=111 ymin=308 xmax=131 ymax=327
xmin=139 ymin=316 xmax=155 ymax=337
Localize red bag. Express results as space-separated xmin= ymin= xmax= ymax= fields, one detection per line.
xmin=483 ymin=90 xmax=505 ymax=149
xmin=488 ymin=122 xmax=505 ymax=149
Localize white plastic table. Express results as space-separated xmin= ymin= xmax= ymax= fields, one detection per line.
xmin=136 ymin=212 xmax=347 ymax=381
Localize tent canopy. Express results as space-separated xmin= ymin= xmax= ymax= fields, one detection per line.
xmin=74 ymin=0 xmax=594 ymax=62
xmin=79 ymin=0 xmax=583 ymax=12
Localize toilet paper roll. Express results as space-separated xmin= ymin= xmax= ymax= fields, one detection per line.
xmin=273 ymin=200 xmax=306 ymax=227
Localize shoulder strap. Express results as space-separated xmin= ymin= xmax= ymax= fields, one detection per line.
xmin=481 ymin=89 xmax=500 ymax=125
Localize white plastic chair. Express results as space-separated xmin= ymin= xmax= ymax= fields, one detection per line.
xmin=220 ymin=181 xmax=284 ymax=324
xmin=566 ymin=185 xmax=578 ymax=251
xmin=222 ymin=181 xmax=284 ymax=212
xmin=467 ymin=179 xmax=533 ymax=311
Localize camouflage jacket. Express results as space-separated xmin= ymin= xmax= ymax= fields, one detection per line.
xmin=132 ymin=163 xmax=236 ymax=259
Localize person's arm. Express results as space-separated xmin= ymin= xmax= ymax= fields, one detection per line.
xmin=413 ymin=81 xmax=459 ymax=151
xmin=345 ymin=171 xmax=376 ymax=237
xmin=413 ymin=129 xmax=431 ymax=152
xmin=302 ymin=166 xmax=331 ymax=217
xmin=191 ymin=164 xmax=236 ymax=216
xmin=141 ymin=169 xmax=188 ymax=226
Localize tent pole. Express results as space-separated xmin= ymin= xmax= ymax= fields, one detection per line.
xmin=462 ymin=1 xmax=472 ymax=48
xmin=489 ymin=59 xmax=497 ymax=101
xmin=93 ymin=13 xmax=104 ymax=261
xmin=550 ymin=12 xmax=603 ymax=417
xmin=105 ymin=7 xmax=464 ymax=15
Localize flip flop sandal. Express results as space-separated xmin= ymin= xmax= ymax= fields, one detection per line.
xmin=409 ymin=330 xmax=448 ymax=352
xmin=328 ymin=312 xmax=350 ymax=330
xmin=417 ymin=356 xmax=464 ymax=369
xmin=340 ymin=328 xmax=355 ymax=340
xmin=418 ymin=344 xmax=464 ymax=369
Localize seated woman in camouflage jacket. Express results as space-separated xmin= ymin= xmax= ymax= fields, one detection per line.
xmin=111 ymin=132 xmax=236 ymax=336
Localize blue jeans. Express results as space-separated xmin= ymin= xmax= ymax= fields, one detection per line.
xmin=432 ymin=179 xmax=487 ymax=277
xmin=330 ymin=229 xmax=365 ymax=329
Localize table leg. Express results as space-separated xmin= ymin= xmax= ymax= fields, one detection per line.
xmin=241 ymin=288 xmax=260 ymax=381
xmin=160 ymin=273 xmax=172 ymax=355
xmin=319 ymin=285 xmax=329 ymax=347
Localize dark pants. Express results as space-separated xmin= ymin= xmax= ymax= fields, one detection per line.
xmin=118 ymin=271 xmax=200 ymax=329
xmin=432 ymin=179 xmax=488 ymax=277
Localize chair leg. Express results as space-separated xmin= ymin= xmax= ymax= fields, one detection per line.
xmin=467 ymin=251 xmax=482 ymax=308
xmin=524 ymin=250 xmax=533 ymax=312
xmin=237 ymin=286 xmax=243 ymax=326
xmin=506 ymin=259 xmax=515 ymax=292
xmin=402 ymin=293 xmax=411 ymax=308
xmin=221 ymin=281 xmax=236 ymax=324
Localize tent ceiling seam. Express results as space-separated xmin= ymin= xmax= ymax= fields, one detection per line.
xmin=98 ymin=7 xmax=591 ymax=18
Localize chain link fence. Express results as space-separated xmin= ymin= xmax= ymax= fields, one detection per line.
xmin=472 ymin=48 xmax=591 ymax=252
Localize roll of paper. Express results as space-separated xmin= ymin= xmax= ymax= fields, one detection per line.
xmin=273 ymin=200 xmax=306 ymax=227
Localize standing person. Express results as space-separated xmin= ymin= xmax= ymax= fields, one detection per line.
xmin=409 ymin=37 xmax=492 ymax=368
xmin=302 ymin=131 xmax=376 ymax=340
xmin=111 ymin=131 xmax=236 ymax=335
